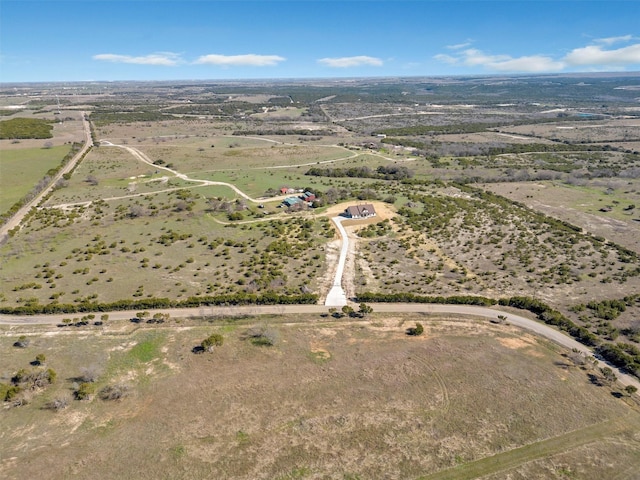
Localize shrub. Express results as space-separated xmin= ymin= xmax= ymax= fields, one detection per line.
xmin=45 ymin=395 xmax=70 ymax=411
xmin=243 ymin=325 xmax=278 ymax=346
xmin=75 ymin=382 xmax=96 ymax=400
xmin=99 ymin=384 xmax=130 ymax=401
xmin=407 ymin=322 xmax=424 ymax=336
xmin=201 ymin=333 xmax=224 ymax=352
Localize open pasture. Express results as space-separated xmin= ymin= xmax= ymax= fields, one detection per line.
xmin=138 ymin=141 xmax=353 ymax=173
xmin=0 ymin=315 xmax=638 ymax=480
xmin=0 ymin=145 xmax=71 ymax=214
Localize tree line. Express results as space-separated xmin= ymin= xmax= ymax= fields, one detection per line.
xmin=306 ymin=165 xmax=413 ymax=180
xmin=0 ymin=292 xmax=319 ymax=315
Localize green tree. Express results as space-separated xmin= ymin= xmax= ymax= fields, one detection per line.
xmin=358 ymin=303 xmax=373 ymax=317
xmin=34 ymin=353 xmax=46 ymax=366
xmin=342 ymin=305 xmax=355 ymax=317
xmin=201 ymin=333 xmax=224 ymax=352
xmin=625 ymin=385 xmax=638 ymax=397
xmin=75 ymin=382 xmax=96 ymax=400
xmin=407 ymin=322 xmax=424 ymax=336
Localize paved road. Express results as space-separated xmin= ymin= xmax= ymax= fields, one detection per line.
xmin=1 ymin=302 xmax=638 ymax=392
xmin=0 ymin=112 xmax=92 ymax=244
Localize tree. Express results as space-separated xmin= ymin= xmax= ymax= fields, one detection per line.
xmin=100 ymin=314 xmax=109 ymax=322
xmin=13 ymin=336 xmax=29 ymax=348
xmin=342 ymin=305 xmax=355 ymax=317
xmin=75 ymin=382 xmax=96 ymax=400
xmin=34 ymin=353 xmax=46 ymax=366
xmin=625 ymin=385 xmax=638 ymax=397
xmin=407 ymin=322 xmax=424 ymax=336
xmin=201 ymin=333 xmax=224 ymax=352
xmin=358 ymin=303 xmax=373 ymax=317
xmin=600 ymin=366 xmax=617 ymax=386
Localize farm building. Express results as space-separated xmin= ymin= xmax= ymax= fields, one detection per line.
xmin=344 ymin=204 xmax=376 ymax=219
xmin=302 ymin=191 xmax=316 ymax=202
xmin=282 ymin=196 xmax=302 ymax=207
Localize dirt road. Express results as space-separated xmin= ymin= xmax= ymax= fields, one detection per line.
xmin=1 ymin=302 xmax=638 ymax=393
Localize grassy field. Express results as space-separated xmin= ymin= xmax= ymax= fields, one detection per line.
xmin=0 ymin=144 xmax=71 ymax=213
xmin=1 ymin=314 xmax=638 ymax=480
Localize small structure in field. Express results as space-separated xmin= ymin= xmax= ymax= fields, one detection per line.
xmin=344 ymin=204 xmax=376 ymax=219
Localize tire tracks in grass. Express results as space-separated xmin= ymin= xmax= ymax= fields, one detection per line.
xmin=408 ymin=348 xmax=451 ymax=415
xmin=416 ymin=414 xmax=640 ymax=480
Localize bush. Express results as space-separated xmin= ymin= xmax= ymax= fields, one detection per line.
xmin=75 ymin=382 xmax=96 ymax=400
xmin=243 ymin=325 xmax=279 ymax=346
xmin=99 ymin=384 xmax=130 ymax=401
xmin=201 ymin=333 xmax=224 ymax=352
xmin=407 ymin=322 xmax=424 ymax=336
xmin=13 ymin=336 xmax=29 ymax=348
xmin=45 ymin=395 xmax=70 ymax=411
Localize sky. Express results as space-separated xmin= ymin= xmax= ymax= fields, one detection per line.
xmin=1 ymin=0 xmax=640 ymax=83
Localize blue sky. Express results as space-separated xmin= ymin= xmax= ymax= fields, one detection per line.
xmin=1 ymin=0 xmax=639 ymax=82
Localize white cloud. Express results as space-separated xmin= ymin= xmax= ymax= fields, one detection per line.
xmin=594 ymin=35 xmax=634 ymax=46
xmin=447 ymin=42 xmax=472 ymax=50
xmin=433 ymin=54 xmax=458 ymax=65
xmin=93 ymin=53 xmax=181 ymax=66
xmin=564 ymin=43 xmax=640 ymax=66
xmin=317 ymin=56 xmax=383 ymax=68
xmin=435 ymin=36 xmax=640 ymax=73
xmin=194 ymin=54 xmax=285 ymax=67
xmin=435 ymin=49 xmax=564 ymax=72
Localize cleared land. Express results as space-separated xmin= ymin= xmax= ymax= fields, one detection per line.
xmin=1 ymin=314 xmax=638 ymax=480
xmin=0 ymin=145 xmax=71 ymax=213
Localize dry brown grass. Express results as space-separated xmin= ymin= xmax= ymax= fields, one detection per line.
xmin=1 ymin=315 xmax=638 ymax=480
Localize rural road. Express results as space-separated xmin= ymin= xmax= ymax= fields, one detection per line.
xmin=1 ymin=302 xmax=638 ymax=393
xmin=0 ymin=111 xmax=92 ymax=244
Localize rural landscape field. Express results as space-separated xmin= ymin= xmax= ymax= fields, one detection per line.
xmin=1 ymin=75 xmax=640 ymax=479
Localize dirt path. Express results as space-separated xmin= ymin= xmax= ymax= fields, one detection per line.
xmin=420 ymin=414 xmax=640 ymax=480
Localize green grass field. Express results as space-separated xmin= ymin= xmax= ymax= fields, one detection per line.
xmin=0 ymin=145 xmax=71 ymax=213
